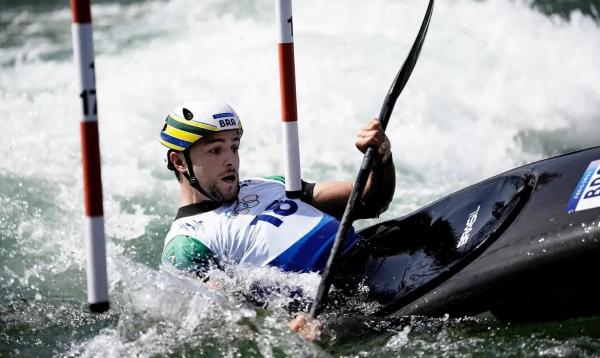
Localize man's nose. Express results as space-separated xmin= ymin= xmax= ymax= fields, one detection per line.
xmin=223 ymin=149 xmax=235 ymax=166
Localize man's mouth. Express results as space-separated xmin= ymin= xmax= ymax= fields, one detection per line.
xmin=220 ymin=173 xmax=237 ymax=184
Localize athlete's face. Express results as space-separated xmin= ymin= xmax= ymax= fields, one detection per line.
xmin=188 ymin=130 xmax=241 ymax=203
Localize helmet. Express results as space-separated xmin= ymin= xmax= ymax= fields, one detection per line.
xmin=160 ymin=101 xmax=243 ymax=203
xmin=160 ymin=101 xmax=243 ymax=151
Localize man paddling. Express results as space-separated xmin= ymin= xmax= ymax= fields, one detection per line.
xmin=159 ymin=100 xmax=395 ymax=334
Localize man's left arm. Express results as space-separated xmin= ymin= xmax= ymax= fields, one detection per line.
xmin=304 ymin=118 xmax=396 ymax=219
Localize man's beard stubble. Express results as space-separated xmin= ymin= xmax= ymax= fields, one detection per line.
xmin=208 ymin=180 xmax=240 ymax=205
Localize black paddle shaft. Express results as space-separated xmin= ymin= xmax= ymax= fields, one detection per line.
xmin=309 ymin=0 xmax=435 ymax=319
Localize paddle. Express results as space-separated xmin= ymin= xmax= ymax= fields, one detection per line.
xmin=308 ymin=0 xmax=435 ymax=319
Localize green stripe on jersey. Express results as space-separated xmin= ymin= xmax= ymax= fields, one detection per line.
xmin=161 ymin=235 xmax=218 ymax=274
xmin=264 ymin=175 xmax=285 ymax=184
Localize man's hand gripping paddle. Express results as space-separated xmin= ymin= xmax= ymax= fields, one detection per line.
xmin=309 ymin=0 xmax=435 ymax=319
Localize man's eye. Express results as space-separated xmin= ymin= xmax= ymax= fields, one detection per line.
xmin=208 ymin=147 xmax=221 ymax=155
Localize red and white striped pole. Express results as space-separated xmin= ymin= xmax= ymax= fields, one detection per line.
xmin=276 ymin=0 xmax=302 ymax=198
xmin=70 ymin=0 xmax=109 ymax=313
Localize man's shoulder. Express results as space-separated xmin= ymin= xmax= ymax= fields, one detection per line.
xmin=164 ymin=215 xmax=205 ymax=245
xmin=161 ymin=234 xmax=219 ymax=274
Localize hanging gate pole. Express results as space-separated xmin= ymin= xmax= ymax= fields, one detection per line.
xmin=70 ymin=0 xmax=109 ymax=313
xmin=276 ymin=0 xmax=302 ymax=198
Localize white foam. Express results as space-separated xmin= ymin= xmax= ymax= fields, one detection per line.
xmin=1 ymin=0 xmax=599 ymax=352
xmin=2 ymin=0 xmax=598 ymax=214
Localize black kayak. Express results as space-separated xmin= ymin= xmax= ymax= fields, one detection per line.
xmin=337 ymin=146 xmax=600 ymax=321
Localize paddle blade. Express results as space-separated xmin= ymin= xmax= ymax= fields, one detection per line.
xmin=379 ymin=0 xmax=435 ymax=130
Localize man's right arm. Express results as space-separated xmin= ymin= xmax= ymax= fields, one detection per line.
xmin=161 ymin=235 xmax=219 ymax=277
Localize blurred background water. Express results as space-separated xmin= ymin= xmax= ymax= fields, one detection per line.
xmin=1 ymin=0 xmax=599 ymax=356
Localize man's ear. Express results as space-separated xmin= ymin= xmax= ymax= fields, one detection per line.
xmin=169 ymin=151 xmax=187 ymax=175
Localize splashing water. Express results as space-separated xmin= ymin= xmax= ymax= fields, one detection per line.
xmin=1 ymin=0 xmax=600 ymax=356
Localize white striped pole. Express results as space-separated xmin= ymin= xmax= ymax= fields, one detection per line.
xmin=276 ymin=0 xmax=302 ymax=198
xmin=70 ymin=0 xmax=109 ymax=313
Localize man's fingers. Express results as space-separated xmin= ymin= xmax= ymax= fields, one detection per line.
xmin=288 ymin=315 xmax=307 ymax=332
xmin=356 ymin=132 xmax=386 ymax=151
xmin=289 ymin=314 xmax=323 ymax=341
xmin=358 ymin=128 xmax=385 ymax=144
xmin=362 ymin=118 xmax=382 ymax=132
xmin=355 ymin=117 xmax=391 ymax=166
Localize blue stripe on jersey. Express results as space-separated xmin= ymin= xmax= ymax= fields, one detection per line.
xmin=268 ymin=215 xmax=359 ymax=273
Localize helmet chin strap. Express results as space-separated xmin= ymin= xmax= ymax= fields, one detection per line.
xmin=181 ymin=150 xmax=221 ymax=203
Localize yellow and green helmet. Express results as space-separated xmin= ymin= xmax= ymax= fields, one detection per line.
xmin=160 ymin=101 xmax=243 ymax=152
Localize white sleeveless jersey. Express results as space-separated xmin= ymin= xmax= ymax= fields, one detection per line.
xmin=163 ymin=177 xmax=358 ymax=273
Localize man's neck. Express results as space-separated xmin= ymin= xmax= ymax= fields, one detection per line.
xmin=179 ymin=182 xmax=212 ymax=207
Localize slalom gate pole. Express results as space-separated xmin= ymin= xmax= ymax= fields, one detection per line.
xmin=70 ymin=0 xmax=109 ymax=313
xmin=276 ymin=0 xmax=302 ymax=198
